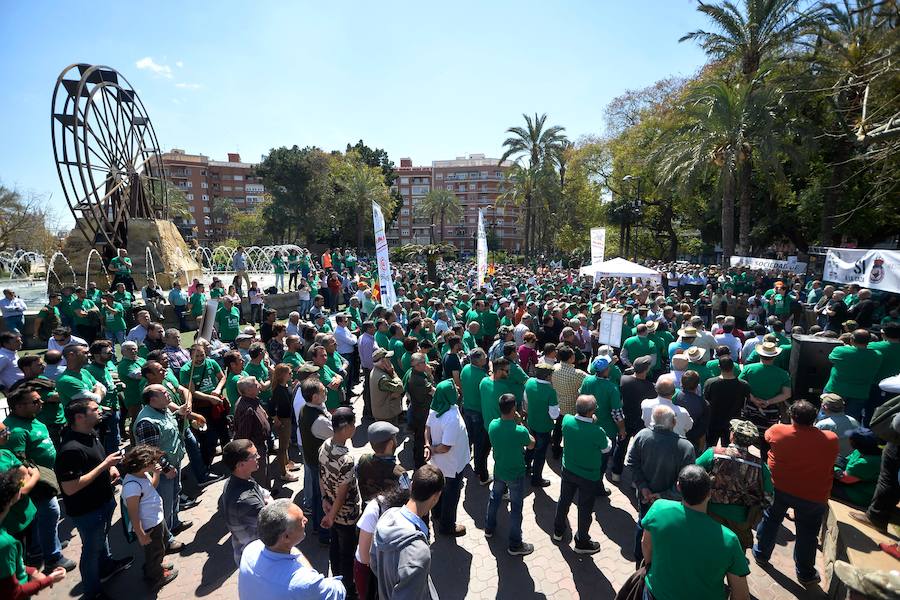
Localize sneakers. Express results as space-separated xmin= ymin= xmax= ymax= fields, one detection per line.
xmin=165 ymin=540 xmax=186 ymax=554
xmin=478 ymin=476 xmax=493 ymax=486
xmin=99 ymin=556 xmax=134 ymax=583
xmin=849 ymin=511 xmax=887 ymax=534
xmin=508 ymin=542 xmax=535 ymax=557
xmin=171 ymin=521 xmax=193 ymax=535
xmin=484 ymin=529 xmax=494 ymax=539
xmin=574 ymin=538 xmax=601 ymax=555
xmin=44 ymin=556 xmax=76 ymax=573
xmin=180 ymin=497 xmax=202 ymax=510
xmin=440 ymin=524 xmax=466 ymax=537
xmin=551 ymin=531 xmax=564 ymax=543
xmin=148 ymin=567 xmax=179 ymax=588
xmin=197 ymin=473 xmax=227 ymax=488
xmin=798 ymin=572 xmax=821 ymax=586
xmin=531 ymin=478 xmax=551 ymax=488
xmin=278 ymin=473 xmax=300 ymax=483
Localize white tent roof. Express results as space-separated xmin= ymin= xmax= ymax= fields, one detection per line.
xmin=579 ymin=257 xmax=662 ymax=282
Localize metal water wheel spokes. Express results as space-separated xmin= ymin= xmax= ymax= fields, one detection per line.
xmin=52 ymin=63 xmax=169 ymax=249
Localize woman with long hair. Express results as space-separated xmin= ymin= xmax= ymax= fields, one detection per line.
xmin=270 ymin=364 xmax=299 ymax=483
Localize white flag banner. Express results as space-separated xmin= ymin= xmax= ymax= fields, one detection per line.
xmin=372 ymin=202 xmax=397 ymax=307
xmin=729 ymin=255 xmax=807 ymax=274
xmin=476 ymin=209 xmax=487 ymax=288
xmin=824 ymin=248 xmax=900 ymax=294
xmin=590 ymin=227 xmax=606 ymax=264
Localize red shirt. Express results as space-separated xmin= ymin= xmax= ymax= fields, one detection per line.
xmin=766 ymin=423 xmax=839 ymax=503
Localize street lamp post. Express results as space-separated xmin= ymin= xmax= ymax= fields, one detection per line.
xmin=622 ymin=175 xmax=643 ymax=260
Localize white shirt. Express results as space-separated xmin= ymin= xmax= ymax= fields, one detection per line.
xmin=741 ymin=335 xmax=765 ymax=362
xmin=334 ymin=326 xmax=358 ymax=354
xmin=0 ymin=347 xmax=23 ymax=390
xmin=0 ymin=297 xmax=27 ymax=317
xmin=513 ymin=323 xmax=530 ymax=347
xmin=286 ymin=320 xmax=301 ymax=337
xmin=121 ymin=472 xmax=164 ymax=530
xmin=426 ymin=407 xmax=470 ymax=477
xmin=126 ymin=324 xmax=148 ymax=343
xmin=693 ymin=330 xmax=718 ymax=360
xmin=640 ymin=396 xmax=694 ymax=436
xmin=714 ymin=333 xmax=743 ymax=362
xmin=47 ymin=334 xmax=87 ymax=366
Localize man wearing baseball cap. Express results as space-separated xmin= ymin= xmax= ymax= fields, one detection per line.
xmin=814 ymin=393 xmax=860 ymax=468
xmin=695 ymin=419 xmax=773 ymax=549
xmin=356 ymin=421 xmax=406 ymax=503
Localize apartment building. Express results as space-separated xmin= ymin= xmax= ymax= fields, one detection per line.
xmin=389 ymin=154 xmax=519 ymax=252
xmin=161 ymin=149 xmax=265 ymax=243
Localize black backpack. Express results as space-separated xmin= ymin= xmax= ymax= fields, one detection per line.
xmin=870 ymin=394 xmax=900 ymax=444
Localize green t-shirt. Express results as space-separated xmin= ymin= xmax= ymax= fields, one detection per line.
xmin=55 ymin=368 xmax=99 ymax=406
xmin=460 ymin=364 xmax=488 ymax=413
xmin=113 ymin=290 xmax=133 ymax=309
xmin=479 ymin=377 xmax=511 ymax=425
xmin=622 ymin=335 xmax=657 ymax=365
xmin=283 ymin=351 xmax=305 ymax=380
xmin=763 ymin=289 xmax=791 ymax=316
xmin=33 ymin=375 xmax=65 ymax=427
xmin=245 ymin=361 xmax=271 ymax=404
xmin=869 ymin=340 xmax=900 ymax=383
xmin=578 ymin=376 xmax=623 ymax=439
xmin=216 ymin=306 xmax=241 ymax=342
xmin=272 ymin=257 xmax=286 ymax=275
xmin=480 ymin=311 xmax=500 ymax=339
xmin=210 ymin=287 xmax=225 ymax=299
xmin=288 ymin=254 xmax=300 ymax=271
xmin=179 ymin=358 xmax=222 ymax=393
xmin=389 ymin=338 xmax=405 ymax=373
xmin=101 ymin=301 xmax=127 ymax=332
xmin=190 ymin=292 xmax=207 ymax=317
xmin=487 ymin=418 xmax=531 ymax=482
xmin=642 ymin=499 xmax=750 ymax=600
xmin=225 ymin=370 xmax=249 ymax=412
xmin=838 ymin=449 xmax=881 ymax=507
xmin=58 ymin=293 xmax=76 ymax=319
xmin=319 ymin=364 xmax=342 ymax=410
xmin=84 ymin=362 xmax=118 ymax=410
xmin=117 ymin=357 xmax=147 ymax=408
xmin=374 ymin=331 xmax=391 ymax=350
xmin=738 ymin=362 xmax=791 ymax=401
xmin=696 ymin=447 xmax=773 ymax=523
xmin=524 ymin=378 xmax=558 ymax=433
xmin=824 ymin=345 xmax=882 ymax=400
xmin=0 ymin=527 xmax=27 ymax=585
xmin=110 ymin=256 xmax=133 ymax=275
xmin=4 ymin=415 xmax=56 ymax=469
xmin=506 ymin=363 xmax=528 ymax=405
xmin=0 ymin=450 xmax=35 ymax=536
xmin=71 ymin=298 xmax=96 ymax=327
xmin=560 ymin=414 xmax=610 ymax=481
xmin=705 ymin=358 xmax=742 ymax=378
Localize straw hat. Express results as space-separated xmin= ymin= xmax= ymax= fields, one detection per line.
xmin=756 ymin=341 xmax=782 ymax=358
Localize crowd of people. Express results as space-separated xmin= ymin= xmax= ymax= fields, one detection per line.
xmin=0 ymin=246 xmax=898 ymax=599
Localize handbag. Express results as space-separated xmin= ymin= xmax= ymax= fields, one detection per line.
xmin=615 ymin=563 xmax=649 ymax=600
xmin=30 ymin=464 xmax=61 ymax=501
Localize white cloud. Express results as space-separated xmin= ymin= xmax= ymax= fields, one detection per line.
xmin=135 ymin=57 xmax=173 ymax=78
xmin=175 ymin=61 xmax=184 ymax=68
xmin=175 ymin=82 xmax=201 ymax=90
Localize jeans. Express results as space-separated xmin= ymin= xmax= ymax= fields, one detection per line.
xmin=361 ymin=367 xmax=372 ymax=416
xmin=409 ymin=402 xmax=430 ymax=469
xmin=867 ymin=442 xmax=900 ymax=529
xmin=485 ymin=476 xmax=526 ymax=548
xmin=105 ymin=329 xmax=125 ymax=345
xmin=303 ymin=463 xmax=315 ymax=513
xmin=70 ymin=499 xmax=116 ymax=598
xmin=289 ymin=272 xmax=299 ymax=290
xmin=4 ymin=314 xmax=25 ymax=334
xmin=33 ymin=496 xmax=63 ymax=564
xmin=551 ymin=416 xmax=563 ymax=456
xmin=612 ymin=432 xmax=634 ymax=475
xmin=754 ymin=489 xmax=827 ymax=581
xmin=553 ymin=468 xmax=598 ymax=542
xmin=184 ymin=427 xmax=208 ymax=483
xmin=101 ymin=409 xmax=121 ymax=456
xmin=525 ymin=430 xmax=551 ymax=483
xmin=433 ymin=473 xmax=464 ymax=534
xmin=330 ymin=523 xmax=359 ymax=599
xmin=308 ymin=464 xmax=329 ymax=543
xmin=298 ymin=299 xmax=312 ymax=318
xmin=633 ymin=492 xmax=651 ymax=565
xmin=341 ymin=351 xmax=359 ymax=398
xmin=274 ymin=272 xmax=285 ymax=291
xmin=464 ymin=409 xmax=491 ymax=482
xmin=250 ymin=303 xmax=263 ymax=326
xmin=157 ymin=465 xmax=182 ymax=544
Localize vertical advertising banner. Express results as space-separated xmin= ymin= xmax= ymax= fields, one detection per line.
xmin=590 ymin=227 xmax=606 ymax=264
xmin=372 ymin=202 xmax=397 ymax=308
xmin=476 ymin=209 xmax=487 ymax=288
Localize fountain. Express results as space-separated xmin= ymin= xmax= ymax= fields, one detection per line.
xmin=145 ymin=245 xmax=159 ymax=286
xmin=45 ymin=251 xmax=77 ymax=296
xmin=84 ymin=248 xmax=111 ymax=290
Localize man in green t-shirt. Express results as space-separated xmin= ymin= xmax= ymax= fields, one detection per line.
xmin=215 ymin=297 xmax=241 ymax=343
xmin=116 ymin=341 xmax=146 ymax=440
xmin=738 ymin=341 xmax=791 ymax=451
xmin=620 ymin=324 xmax=658 ymax=373
xmin=55 ymin=344 xmax=105 ymax=409
xmin=109 ymin=248 xmax=135 ymax=291
xmin=70 ymin=287 xmax=99 ymax=343
xmin=100 ymin=293 xmax=127 ymax=346
xmin=189 ymin=283 xmax=208 ymax=319
xmin=552 ymin=394 xmax=610 ymax=554
xmin=641 ymin=466 xmax=750 ymax=600
xmin=84 ymin=340 xmax=122 ymax=454
xmin=179 ymin=344 xmax=227 ymax=466
xmin=579 ymin=356 xmax=625 ymax=487
xmin=460 ymin=349 xmax=490 ymax=484
xmin=824 ymin=329 xmax=883 ymax=421
xmin=310 ymin=344 xmax=343 ymax=410
xmin=523 ymin=363 xmax=557 ymax=487
xmin=868 ymin=323 xmax=900 ymax=420
xmin=32 ymin=293 xmax=62 ymax=343
xmin=485 ymin=393 xmax=535 ymax=557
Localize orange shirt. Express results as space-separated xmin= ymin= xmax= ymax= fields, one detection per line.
xmin=322 ymin=252 xmax=332 ymax=268
xmin=765 ymin=423 xmax=839 ymax=504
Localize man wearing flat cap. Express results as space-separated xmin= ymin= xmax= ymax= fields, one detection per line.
xmin=369 ymin=348 xmax=404 ymax=426
xmin=356 ymin=421 xmax=406 ymax=502
xmin=695 ymin=419 xmax=773 ymax=549
xmin=814 ymin=393 xmax=859 ymax=468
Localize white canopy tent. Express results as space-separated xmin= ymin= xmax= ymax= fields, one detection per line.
xmin=579 ymin=257 xmax=662 ymax=283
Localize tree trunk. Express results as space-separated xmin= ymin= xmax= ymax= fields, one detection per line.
xmin=356 ymin=204 xmax=365 ymax=255
xmin=524 ymin=193 xmax=533 ymax=254
xmin=737 ymin=157 xmax=752 ymax=255
xmin=821 ymin=141 xmax=849 ymax=246
xmin=721 ymin=165 xmax=736 ymax=263
xmin=439 ymin=208 xmax=445 ymax=242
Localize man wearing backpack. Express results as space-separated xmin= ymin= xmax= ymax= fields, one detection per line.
xmin=695 ymin=419 xmax=773 ymax=549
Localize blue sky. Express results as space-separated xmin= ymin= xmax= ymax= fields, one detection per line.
xmin=0 ymin=1 xmax=710 ymax=228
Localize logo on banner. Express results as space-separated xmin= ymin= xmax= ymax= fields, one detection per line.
xmin=871 ymin=257 xmax=885 ymax=284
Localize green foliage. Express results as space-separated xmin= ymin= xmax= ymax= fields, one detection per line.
xmin=417 ymin=188 xmax=463 ymax=242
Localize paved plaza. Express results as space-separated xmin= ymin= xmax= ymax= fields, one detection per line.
xmin=40 ymin=386 xmax=831 ymax=600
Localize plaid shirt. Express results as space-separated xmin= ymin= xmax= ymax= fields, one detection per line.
xmin=552 ymin=362 xmax=587 ymax=416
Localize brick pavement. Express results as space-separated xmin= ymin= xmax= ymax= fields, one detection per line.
xmin=44 ymin=387 xmax=830 ymax=600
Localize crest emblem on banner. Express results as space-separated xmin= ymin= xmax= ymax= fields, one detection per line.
xmin=871 ymin=257 xmax=885 ymax=284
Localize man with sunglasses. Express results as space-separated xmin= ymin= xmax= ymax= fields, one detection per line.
xmin=219 ymin=439 xmax=272 ymax=566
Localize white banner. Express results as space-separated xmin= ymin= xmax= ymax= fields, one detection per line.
xmin=476 ymin=209 xmax=487 ymax=288
xmin=824 ymin=248 xmax=900 ymax=294
xmin=729 ymin=255 xmax=807 ymax=274
xmin=372 ymin=202 xmax=397 ymax=308
xmin=590 ymin=227 xmax=606 ymax=264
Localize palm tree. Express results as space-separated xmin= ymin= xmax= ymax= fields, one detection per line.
xmin=333 ymin=154 xmax=394 ymax=252
xmin=417 ymin=188 xmax=463 ymax=242
xmin=499 ymin=113 xmax=568 ymax=253
xmin=681 ymin=0 xmax=818 ymax=250
xmin=394 ymin=242 xmax=458 ymax=282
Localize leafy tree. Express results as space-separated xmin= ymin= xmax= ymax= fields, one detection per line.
xmin=394 ymin=242 xmax=458 ymax=282
xmin=417 ymin=188 xmax=463 ymax=242
xmin=0 ymin=185 xmax=57 ymax=254
xmin=332 ymin=152 xmax=394 ymax=251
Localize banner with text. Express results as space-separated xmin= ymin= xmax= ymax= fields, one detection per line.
xmin=824 ymin=248 xmax=900 ymax=294
xmin=729 ymin=255 xmax=807 ymax=274
xmin=476 ymin=209 xmax=487 ymax=288
xmin=590 ymin=227 xmax=606 ymax=264
xmin=372 ymin=202 xmax=397 ymax=308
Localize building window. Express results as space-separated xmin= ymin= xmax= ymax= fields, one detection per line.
xmin=469 ymin=183 xmax=477 ymax=191
xmin=458 ymin=184 xmax=466 ymax=191
xmin=185 ymin=168 xmax=192 ymax=175
xmin=185 ymin=181 xmax=192 ymax=188
xmin=400 ymin=177 xmax=409 ymax=184
xmin=202 ymin=194 xmax=209 ymax=201
xmin=201 ymin=181 xmax=208 ymax=189
xmin=411 ymin=186 xmax=430 ymax=195
xmin=233 ymin=175 xmax=244 ymax=181
xmin=202 ymin=206 xmax=210 ymax=213
xmin=235 ymin=186 xmax=243 ymax=191
xmin=185 ymin=193 xmax=194 ymax=200
xmin=188 ymin=206 xmax=195 ymax=213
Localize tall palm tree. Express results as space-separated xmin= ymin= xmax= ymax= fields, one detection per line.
xmin=417 ymin=188 xmax=463 ymax=242
xmin=333 ymin=155 xmax=394 ymax=252
xmin=499 ymin=113 xmax=568 ymax=253
xmin=681 ymin=0 xmax=818 ymax=250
